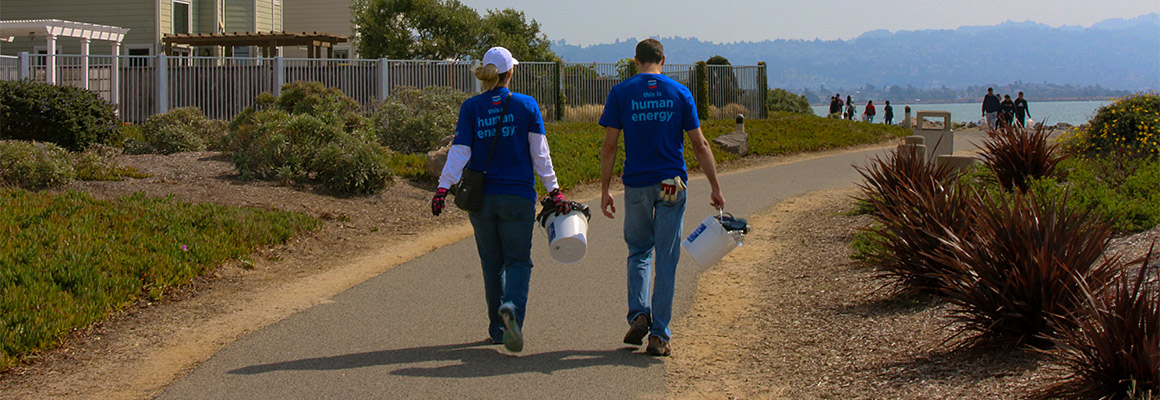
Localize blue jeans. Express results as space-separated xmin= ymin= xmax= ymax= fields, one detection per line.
xmin=623 ymin=184 xmax=686 ymax=342
xmin=468 ymin=194 xmax=535 ymax=343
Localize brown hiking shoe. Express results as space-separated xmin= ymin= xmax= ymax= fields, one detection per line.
xmin=646 ymin=335 xmax=671 ymax=356
xmin=623 ymin=314 xmax=650 ymax=345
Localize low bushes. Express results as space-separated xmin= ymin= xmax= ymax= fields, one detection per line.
xmin=0 ymin=140 xmax=76 ymax=189
xmin=0 ymin=79 xmax=119 ymax=151
xmin=369 ymin=86 xmax=468 ymax=154
xmin=0 ymin=189 xmax=318 ymax=370
xmin=1062 ymin=93 xmax=1159 ymax=159
xmin=854 ymin=93 xmax=1160 ymax=397
xmin=979 ymin=122 xmax=1067 ymax=192
xmin=127 ymin=107 xmax=227 ymax=155
xmin=1041 ymin=246 xmax=1159 ymax=398
xmin=225 ymin=87 xmax=391 ymax=194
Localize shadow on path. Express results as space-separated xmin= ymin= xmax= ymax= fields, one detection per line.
xmin=229 ymin=341 xmax=660 ymax=378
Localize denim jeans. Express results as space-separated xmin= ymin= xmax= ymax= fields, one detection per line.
xmin=468 ymin=194 xmax=535 ymax=343
xmin=623 ymin=184 xmax=686 ymax=342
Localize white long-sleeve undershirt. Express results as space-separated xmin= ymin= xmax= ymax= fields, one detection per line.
xmin=437 ymin=132 xmax=560 ymax=192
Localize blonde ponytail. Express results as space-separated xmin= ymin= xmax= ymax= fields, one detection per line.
xmin=474 ymin=63 xmax=510 ymax=92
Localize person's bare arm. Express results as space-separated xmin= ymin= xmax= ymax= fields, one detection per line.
xmin=600 ymin=126 xmax=621 ymax=218
xmin=687 ymin=127 xmax=725 ymax=210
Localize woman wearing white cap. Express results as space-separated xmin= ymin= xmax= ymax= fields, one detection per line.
xmin=430 ymin=46 xmax=569 ymax=353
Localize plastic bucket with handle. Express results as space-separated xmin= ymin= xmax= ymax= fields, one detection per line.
xmin=681 ymin=212 xmax=747 ymax=267
xmin=541 ymin=209 xmax=589 ymax=264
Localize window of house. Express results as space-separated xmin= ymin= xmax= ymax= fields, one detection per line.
xmin=128 ymin=47 xmax=152 ymax=67
xmin=173 ymin=1 xmax=191 ymax=35
xmin=333 ymin=49 xmax=349 ymax=59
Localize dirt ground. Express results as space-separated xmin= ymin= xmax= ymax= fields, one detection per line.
xmin=1 ymin=147 xmax=1157 ymax=399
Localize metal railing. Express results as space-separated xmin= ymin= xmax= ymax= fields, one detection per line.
xmin=0 ymin=55 xmax=20 ymax=82
xmin=2 ymin=53 xmax=764 ymax=123
xmin=707 ymin=65 xmax=765 ymax=119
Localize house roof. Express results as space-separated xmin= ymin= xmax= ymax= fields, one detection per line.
xmin=0 ymin=19 xmax=129 ymax=42
xmin=162 ymin=31 xmax=347 ymax=47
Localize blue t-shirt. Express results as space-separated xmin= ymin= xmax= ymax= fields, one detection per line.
xmin=452 ymin=87 xmax=546 ymax=201
xmin=598 ymin=73 xmax=699 ymax=187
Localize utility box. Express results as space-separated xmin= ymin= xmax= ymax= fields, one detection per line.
xmin=914 ymin=111 xmax=953 ymax=160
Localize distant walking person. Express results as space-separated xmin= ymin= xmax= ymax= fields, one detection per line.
xmin=1014 ymin=92 xmax=1031 ymax=127
xmin=1000 ymin=94 xmax=1015 ymax=127
xmin=431 ymin=46 xmax=570 ymax=353
xmin=829 ymin=94 xmax=842 ymax=116
xmin=845 ymin=95 xmax=856 ymax=120
xmin=599 ymin=38 xmax=726 ymax=357
xmin=863 ymin=100 xmax=876 ymax=123
xmin=884 ymin=101 xmax=894 ymax=125
xmin=982 ymin=87 xmax=1001 ymax=129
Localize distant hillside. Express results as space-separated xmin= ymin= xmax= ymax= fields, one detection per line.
xmin=551 ymin=13 xmax=1160 ymax=92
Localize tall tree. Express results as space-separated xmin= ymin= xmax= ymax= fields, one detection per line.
xmin=478 ymin=9 xmax=557 ymax=61
xmin=353 ymin=0 xmax=482 ymax=60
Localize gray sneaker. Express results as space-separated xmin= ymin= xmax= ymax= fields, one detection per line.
xmin=623 ymin=314 xmax=650 ymax=345
xmin=499 ymin=305 xmax=523 ymax=353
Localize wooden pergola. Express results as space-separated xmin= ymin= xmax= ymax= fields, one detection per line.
xmin=162 ymin=31 xmax=347 ymax=58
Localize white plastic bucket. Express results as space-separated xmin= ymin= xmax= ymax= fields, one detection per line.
xmin=543 ymin=210 xmax=589 ymax=264
xmin=681 ymin=215 xmax=744 ymax=267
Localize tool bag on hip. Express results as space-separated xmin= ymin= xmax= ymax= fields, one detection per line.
xmin=454 ymin=94 xmax=510 ymax=212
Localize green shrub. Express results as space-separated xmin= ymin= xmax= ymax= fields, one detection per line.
xmin=386 ymin=152 xmax=431 ymax=181
xmin=130 ymin=107 xmax=226 ymax=155
xmin=0 ymin=140 xmax=76 ymax=189
xmin=269 ymin=81 xmax=365 ymax=133
xmin=0 ymin=80 xmax=119 ymax=151
xmin=1030 ymin=157 xmax=1160 ymax=233
xmin=369 ymin=86 xmax=469 ymax=154
xmin=313 ymin=133 xmax=392 ymax=194
xmin=0 ymin=189 xmax=317 ymax=370
xmin=767 ymin=88 xmax=813 ymax=115
xmin=1062 ymin=93 xmax=1159 ymax=159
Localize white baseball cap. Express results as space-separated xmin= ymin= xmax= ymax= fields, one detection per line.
xmin=482 ymin=47 xmax=519 ymax=73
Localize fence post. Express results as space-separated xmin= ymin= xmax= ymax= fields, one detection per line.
xmin=377 ymin=58 xmax=389 ymax=102
xmin=757 ymin=62 xmax=768 ymax=119
xmin=156 ymin=53 xmax=168 ymax=114
xmin=694 ymin=61 xmax=708 ymax=120
xmin=18 ymin=52 xmax=29 ymax=80
xmin=555 ymin=61 xmax=564 ymax=121
xmin=273 ymin=56 xmax=284 ymax=96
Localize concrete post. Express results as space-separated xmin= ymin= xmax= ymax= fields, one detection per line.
xmin=156 ymin=53 xmax=168 ymax=114
xmin=18 ymin=52 xmax=29 ymax=80
xmin=79 ymin=38 xmax=91 ymax=90
xmin=273 ymin=56 xmax=284 ymax=96
xmin=46 ymin=35 xmax=57 ymax=84
xmin=110 ymin=42 xmax=120 ymax=111
xmin=377 ymin=58 xmax=389 ymax=102
xmin=903 ymin=106 xmax=912 ymax=129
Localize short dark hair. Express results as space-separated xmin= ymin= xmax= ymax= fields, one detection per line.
xmin=635 ymin=39 xmax=664 ymax=64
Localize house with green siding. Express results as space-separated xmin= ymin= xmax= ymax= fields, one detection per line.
xmin=1 ymin=0 xmax=283 ymax=57
xmin=282 ymin=0 xmax=355 ymax=58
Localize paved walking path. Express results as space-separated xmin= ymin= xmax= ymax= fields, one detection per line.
xmin=160 ymin=131 xmax=984 ymax=399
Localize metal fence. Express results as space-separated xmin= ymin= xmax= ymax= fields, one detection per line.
xmin=707 ymin=65 xmax=765 ymax=119
xmin=3 ymin=53 xmax=763 ymax=123
xmin=0 ymin=55 xmax=19 ymax=82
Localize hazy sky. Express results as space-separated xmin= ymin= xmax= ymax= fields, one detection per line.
xmin=459 ymin=0 xmax=1160 ymax=46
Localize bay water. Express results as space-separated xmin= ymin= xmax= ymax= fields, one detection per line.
xmin=810 ymin=100 xmax=1111 ymax=126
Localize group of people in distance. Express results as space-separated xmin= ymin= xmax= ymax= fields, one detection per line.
xmin=430 ymin=39 xmax=724 ymax=357
xmin=828 ymin=94 xmax=895 ymax=125
xmin=981 ymin=87 xmax=1032 ymax=129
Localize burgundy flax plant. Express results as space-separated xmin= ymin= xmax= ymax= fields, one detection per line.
xmin=927 ymin=190 xmax=1118 ymax=348
xmin=856 ymin=144 xmax=972 ymax=292
xmin=1041 ymin=243 xmax=1159 ymax=399
xmin=980 ymin=121 xmax=1068 ymax=192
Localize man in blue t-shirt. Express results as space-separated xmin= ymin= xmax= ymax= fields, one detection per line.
xmin=599 ymin=38 xmax=726 ymax=357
